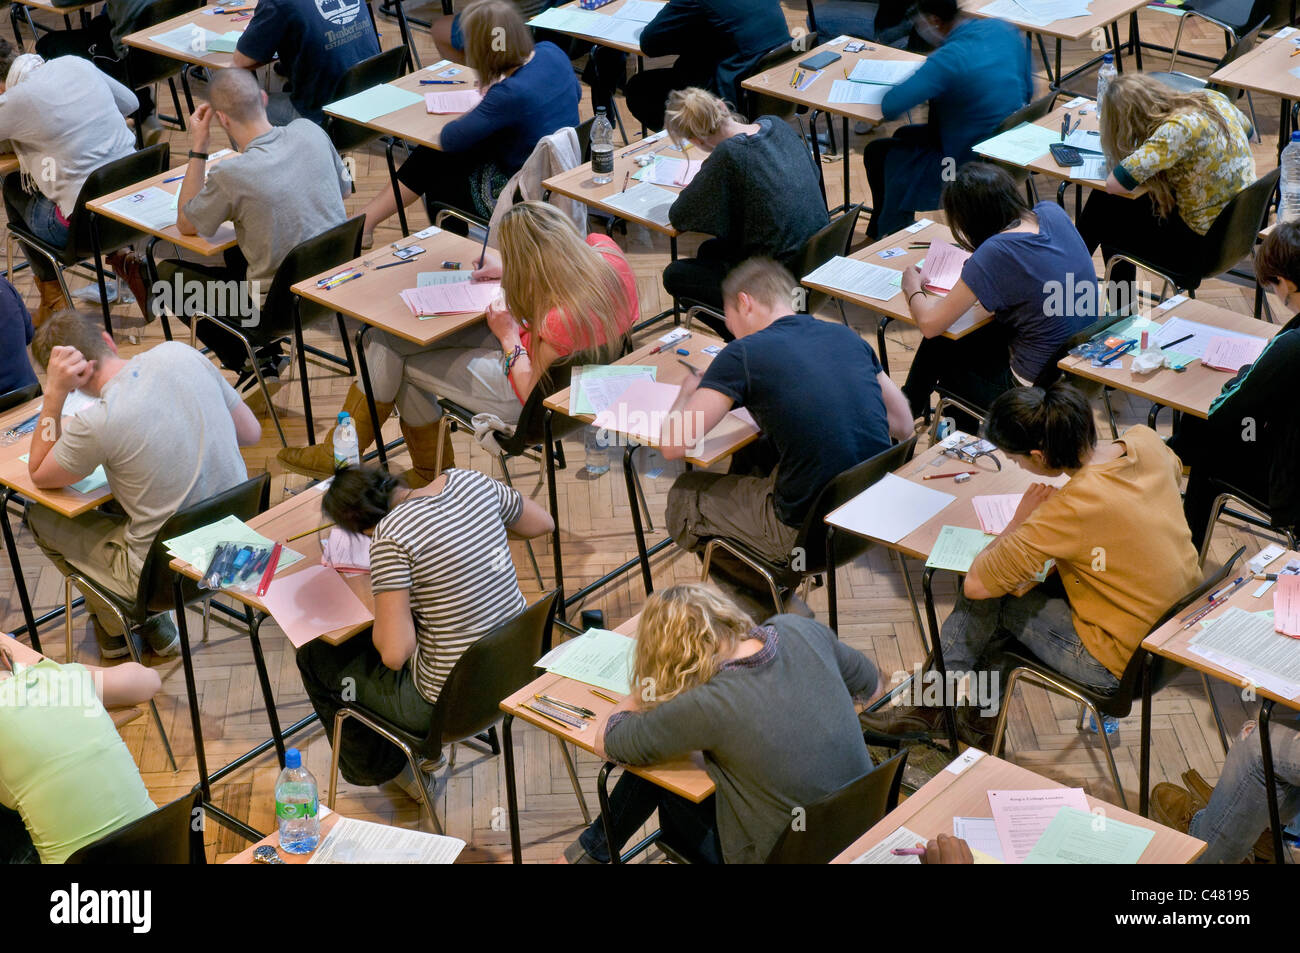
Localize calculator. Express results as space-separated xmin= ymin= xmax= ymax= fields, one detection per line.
xmin=1049 ymin=142 xmax=1084 ymax=167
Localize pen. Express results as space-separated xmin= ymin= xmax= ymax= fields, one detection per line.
xmin=1208 ymin=577 xmax=1244 ymax=602
xmin=619 ymin=135 xmax=663 ymax=158
xmin=590 ymin=687 xmax=621 ymax=703
xmin=922 ymin=470 xmax=978 ymax=480
xmin=1060 ymin=114 xmax=1068 ymax=140
xmin=535 ymin=694 xmax=595 ymax=718
xmin=678 ymin=358 xmax=701 ymax=376
xmin=317 ymin=268 xmax=358 ymax=287
xmin=649 ymin=332 xmax=690 ymax=354
xmin=620 ymin=169 xmax=630 ymax=193
xmin=374 ymin=259 xmax=411 ymax=269
xmin=323 ymin=272 xmax=362 ymax=290
xmin=420 ymin=79 xmax=467 ymax=84
xmin=1159 ymin=333 xmax=1193 ymax=350
xmin=231 ymin=11 xmax=251 ymax=20
xmin=286 ymin=522 xmax=334 ymax=542
xmin=1098 ymin=340 xmax=1135 ymax=366
xmin=163 ymin=173 xmax=185 ymax=183
xmin=523 ymin=703 xmax=583 ymax=731
xmin=1254 ymin=573 xmax=1280 ymax=581
xmin=891 ymin=847 xmax=927 ymax=856
xmin=1178 ymin=580 xmax=1249 ymax=629
xmin=256 ymin=542 xmax=282 ymax=598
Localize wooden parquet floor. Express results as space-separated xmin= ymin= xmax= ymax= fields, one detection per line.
xmin=0 ymin=1 xmax=1289 ymax=862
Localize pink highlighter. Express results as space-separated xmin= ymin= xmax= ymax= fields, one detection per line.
xmin=891 ymin=847 xmax=927 ymax=856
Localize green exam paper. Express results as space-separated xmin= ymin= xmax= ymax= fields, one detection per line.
xmin=163 ymin=514 xmax=304 ymax=573
xmin=1023 ymin=807 xmax=1154 ymax=864
xmin=546 ymin=627 xmax=636 ymax=695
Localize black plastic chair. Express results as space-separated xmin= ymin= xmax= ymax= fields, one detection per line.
xmin=66 ymin=790 xmax=206 ymax=864
xmin=741 ymin=36 xmax=808 ymax=121
xmin=62 ymin=474 xmax=272 ymax=776
xmin=1151 ymin=17 xmax=1267 ymax=142
xmin=187 ymin=216 xmax=365 ymax=448
xmin=324 ymin=591 xmax=580 ymax=834
xmin=1165 ymin=0 xmax=1273 ymax=72
xmin=5 ymin=143 xmax=170 ymax=334
xmin=0 ymin=381 xmax=39 ymax=414
xmin=701 ymin=434 xmax=919 ymax=620
xmin=989 ymin=92 xmax=1059 ymax=203
xmin=990 ymin=547 xmax=1245 ymax=810
xmin=119 ymin=0 xmax=205 ymax=141
xmin=1197 ymin=481 xmax=1298 ymax=568
xmin=765 ymin=750 xmax=908 ymax=863
xmin=793 ymin=204 xmax=864 ymax=323
xmin=323 ymin=45 xmax=412 ymax=159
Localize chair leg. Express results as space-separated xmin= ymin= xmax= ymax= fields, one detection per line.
xmin=1201 ymin=672 xmax=1231 ymax=755
xmin=1090 ymin=702 xmax=1129 ymax=810
xmin=892 ymin=549 xmax=926 ymax=642
xmin=497 ymin=453 xmax=545 ymax=588
xmin=557 ymin=738 xmax=592 ymax=824
xmin=1196 ymin=492 xmax=1231 ymax=568
xmin=202 ymin=597 xmax=212 ymax=643
xmin=1101 ymin=387 xmax=1119 ymax=439
xmin=1076 ymin=701 xmax=1087 ymax=731
xmin=64 ymin=578 xmax=74 ymax=662
xmin=328 ymin=709 xmax=347 ymax=809
xmin=629 ymin=465 xmax=655 ymax=533
xmin=148 ymin=697 xmax=179 ymax=772
xmin=991 ymin=668 xmax=1024 ymax=757
xmin=405 ymin=749 xmax=444 ymax=835
xmin=1166 ymin=13 xmax=1188 ymax=70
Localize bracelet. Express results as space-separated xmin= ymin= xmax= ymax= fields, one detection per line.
xmin=502 ymin=344 xmax=525 ymax=375
xmin=908 ymin=290 xmax=927 ymax=306
xmin=188 ymin=150 xmax=209 ymax=161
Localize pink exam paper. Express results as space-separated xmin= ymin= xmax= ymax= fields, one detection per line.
xmin=918 ymin=239 xmax=971 ymax=295
xmin=972 ymin=493 xmax=1023 ymax=535
xmin=988 ymin=787 xmax=1090 ymax=864
xmin=321 ymin=527 xmax=371 ymax=574
xmin=1200 ymin=335 xmax=1267 ymax=372
xmin=260 ymin=564 xmax=372 ymax=648
xmin=593 ymin=379 xmax=680 ymax=443
xmin=425 ymin=89 xmax=483 ymax=114
xmin=1275 ymin=575 xmax=1300 ymax=638
xmin=400 ymin=280 xmax=501 ymax=315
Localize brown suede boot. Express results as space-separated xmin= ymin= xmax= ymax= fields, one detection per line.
xmin=1183 ymin=768 xmax=1275 ymax=863
xmin=276 ymin=384 xmax=393 ymax=479
xmin=399 ymin=418 xmax=455 ymax=488
xmin=34 ymin=278 xmax=68 ymax=327
xmin=106 ymin=249 xmax=151 ymax=324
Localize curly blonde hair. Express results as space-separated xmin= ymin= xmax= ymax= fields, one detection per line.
xmin=1100 ymin=73 xmax=1234 ymax=220
xmin=633 ymin=583 xmax=755 ymax=706
xmin=663 ymin=87 xmax=742 ymax=149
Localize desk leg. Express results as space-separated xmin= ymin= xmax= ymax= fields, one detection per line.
xmin=1033 ymin=33 xmax=1052 ymax=86
xmin=544 ymin=409 xmax=565 ymax=628
xmin=922 ymin=567 xmax=961 ymax=755
xmin=876 ymin=315 xmax=891 ymax=375
xmin=502 ymin=713 xmax=522 ymax=864
xmin=174 ymin=576 xmax=210 ymax=803
xmin=246 ymin=607 xmax=287 ymax=767
xmin=841 ymin=115 xmax=851 ymax=214
xmin=1054 ymin=39 xmax=1062 ymax=92
xmin=144 ymin=236 xmax=172 ymax=342
xmin=1129 ymin=11 xmax=1142 ymax=69
xmin=385 ymin=141 xmax=410 ymax=238
xmin=825 ymin=526 xmax=838 ymax=634
xmin=624 ymin=443 xmax=653 ymax=597
xmin=89 ymin=215 xmax=113 ymax=337
xmin=1139 ymin=652 xmax=1153 ymax=817
xmin=355 ymin=324 xmax=389 ymax=469
xmin=670 ymin=236 xmax=680 ymax=324
xmin=292 ymin=298 xmax=314 ymax=447
xmin=1 ymin=489 xmax=40 ymax=653
xmin=808 ymin=110 xmax=830 ymax=208
xmin=1259 ymin=699 xmax=1287 ymax=864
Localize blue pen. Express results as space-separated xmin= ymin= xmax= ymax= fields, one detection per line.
xmin=224 ymin=546 xmax=253 ymax=586
xmin=163 ymin=174 xmax=185 ymax=183
xmin=1099 ymin=340 xmax=1136 ymax=366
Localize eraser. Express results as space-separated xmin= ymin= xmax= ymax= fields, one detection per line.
xmin=441 ymin=260 xmax=460 ymax=269
xmin=676 ymin=348 xmax=690 ymax=355
xmin=954 ymin=473 xmax=972 ymax=484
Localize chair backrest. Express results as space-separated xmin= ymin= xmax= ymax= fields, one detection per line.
xmin=1192 ymin=0 xmax=1273 ymax=32
xmin=742 ymin=38 xmax=807 ymax=119
xmin=263 ymin=216 xmax=366 ymax=330
xmin=793 ymin=204 xmax=863 ymax=315
xmin=1206 ymin=17 xmax=1268 ymax=96
xmin=574 ymin=116 xmax=596 ymax=163
xmin=0 ymin=381 xmax=40 ymax=413
xmin=324 ymin=45 xmax=412 ymax=153
xmin=66 ymin=790 xmax=205 ymax=864
xmin=1033 ymin=313 xmax=1117 ymax=388
xmin=796 ymin=434 xmax=919 ymax=574
xmin=67 ymin=144 xmax=171 ymax=257
xmin=994 ymin=91 xmax=1059 ymax=136
xmin=765 ymin=750 xmax=908 ymax=864
xmin=138 ymin=473 xmax=271 ymax=616
xmin=122 ymin=0 xmax=206 ymax=88
xmin=432 ymin=591 xmax=560 ymax=746
xmin=1198 ymin=168 xmax=1279 ymax=281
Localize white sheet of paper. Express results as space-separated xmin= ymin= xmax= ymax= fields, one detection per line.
xmin=802 ymin=255 xmax=901 ymax=302
xmin=307 ymin=816 xmax=464 ymax=864
xmin=850 ymin=825 xmax=925 ymax=864
xmin=972 ymin=493 xmax=1023 ymax=535
xmin=579 ymin=368 xmax=657 ymax=416
xmin=1189 ymin=606 xmax=1300 ymax=699
xmin=825 ymin=472 xmax=955 ymax=543
xmin=846 ymin=59 xmax=922 ymax=86
xmin=612 ymin=0 xmax=666 ymax=20
xmin=62 ymin=389 xmax=99 ymax=418
xmin=602 ymin=182 xmax=676 ymax=227
xmin=953 ymin=816 xmax=1006 ymax=862
xmin=828 ymin=79 xmax=889 ymax=105
xmin=151 ymin=24 xmax=223 ymax=54
xmin=1153 ymin=316 xmax=1260 ymax=360
xmin=1076 ymin=154 xmax=1108 ymax=181
xmin=988 ymin=787 xmax=1089 ymax=864
xmin=102 ymin=187 xmax=178 ymax=231
xmin=416 ymin=270 xmax=474 ymax=287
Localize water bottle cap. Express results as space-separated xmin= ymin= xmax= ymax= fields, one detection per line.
xmin=285 ymin=747 xmax=301 ymax=769
xmin=1102 ymin=52 xmax=1113 ymax=62
xmin=1292 ymin=131 xmax=1300 ymax=141
xmin=596 ymin=106 xmax=606 ymax=114
xmin=337 ymin=412 xmax=350 ymax=424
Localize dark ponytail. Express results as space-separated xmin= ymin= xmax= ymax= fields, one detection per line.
xmin=322 ymin=466 xmax=404 ymax=534
xmin=982 ymin=381 xmax=1096 ymax=470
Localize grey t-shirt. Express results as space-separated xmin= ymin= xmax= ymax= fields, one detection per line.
xmin=183 ymin=120 xmax=351 ymax=292
xmin=51 ymin=342 xmax=249 ymax=573
xmin=603 ymin=614 xmax=877 ymax=864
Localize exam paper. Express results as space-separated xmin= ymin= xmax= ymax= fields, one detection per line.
xmin=850 ymin=825 xmax=925 ymax=864
xmin=1062 ymin=128 xmax=1104 ymax=153
xmin=802 ymin=255 xmax=900 ymax=302
xmin=425 ymin=89 xmax=483 ymax=114
xmin=1276 ymin=575 xmax=1300 ymax=638
xmin=400 ymin=280 xmax=501 ymax=316
xmin=205 ymin=30 xmax=243 ymax=53
xmin=602 ymin=182 xmax=676 ymax=227
xmin=327 ymin=83 xmax=423 ymax=123
xmin=1152 ymin=316 xmax=1259 ymax=360
xmin=1200 ymin=334 xmax=1267 ymax=372
xmin=70 ymin=465 xmax=108 ymax=495
xmin=925 ymin=525 xmax=995 ymax=573
xmin=828 ymin=79 xmax=889 ymax=106
xmin=102 ymin=186 xmax=178 ymax=231
xmin=573 ymin=365 xmax=657 ymax=416
xmin=62 ymin=389 xmax=99 ymax=418
xmin=634 ymin=155 xmax=700 ymax=187
xmin=307 ymin=816 xmax=464 ymax=864
xmin=988 ymin=787 xmax=1089 ymax=864
xmin=973 ymin=121 xmax=1058 ymax=166
xmin=1076 ymin=154 xmax=1109 ymax=181
xmin=972 ymin=493 xmax=1023 ymax=535
xmin=1023 ymin=806 xmax=1154 ymax=864
xmin=162 ymin=514 xmax=304 ymax=574
xmin=953 ymin=817 xmax=1006 ymax=862
xmin=151 ymin=24 xmax=223 ymax=55
xmin=320 ymin=528 xmax=371 ymax=573
xmin=261 ymin=564 xmax=371 ymax=647
xmin=824 ymin=472 xmax=955 ymax=543
xmin=846 ymin=59 xmax=922 ymax=85
xmin=1189 ymin=607 xmax=1300 ymax=700
xmin=917 ymin=239 xmax=970 ymax=294
xmin=612 ymin=0 xmax=666 ymax=21
xmin=416 ymin=270 xmax=474 ymax=287
xmin=546 ymin=627 xmax=637 ymax=695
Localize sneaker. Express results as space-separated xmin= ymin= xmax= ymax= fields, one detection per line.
xmin=562 ymin=839 xmax=605 ymax=864
xmin=141 ymin=611 xmax=180 ymax=656
xmin=859 ymin=703 xmax=950 ymax=743
xmin=392 ymin=763 xmax=436 ymax=805
xmin=91 ymin=616 xmax=132 ymax=659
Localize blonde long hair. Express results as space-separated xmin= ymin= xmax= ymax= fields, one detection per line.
xmin=633 ymin=583 xmax=755 ymax=707
xmin=663 ymin=86 xmax=743 ymax=149
xmin=1100 ymin=73 xmax=1235 ymax=219
xmin=498 ymin=201 xmax=632 ymax=360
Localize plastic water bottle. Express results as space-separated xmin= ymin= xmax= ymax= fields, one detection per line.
xmin=590 ymin=107 xmax=615 ymax=185
xmin=274 ymin=747 xmax=320 ymax=854
xmin=1096 ymin=54 xmax=1116 ymax=118
xmin=1279 ymin=131 xmax=1300 ymax=223
xmin=333 ymin=411 xmax=359 ymax=471
xmin=1088 ymin=713 xmax=1120 ymax=735
xmin=584 ymin=424 xmax=610 ymax=475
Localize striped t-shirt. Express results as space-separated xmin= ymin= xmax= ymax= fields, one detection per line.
xmin=369 ymin=468 xmax=527 ymax=705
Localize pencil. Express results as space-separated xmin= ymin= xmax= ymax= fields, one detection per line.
xmin=286 ymin=522 xmax=334 ymax=542
xmin=923 ymin=470 xmax=978 ymax=480
xmin=590 ymin=687 xmax=621 ymax=703
xmin=1159 ymin=333 xmax=1193 ymax=350
xmin=373 ymin=259 xmax=411 ymax=269
xmin=620 ymin=169 xmax=630 ymax=193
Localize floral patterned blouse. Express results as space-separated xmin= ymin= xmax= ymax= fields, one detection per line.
xmin=1112 ymin=90 xmax=1255 ymax=234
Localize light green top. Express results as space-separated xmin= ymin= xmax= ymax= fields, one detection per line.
xmin=0 ymin=660 xmax=155 ymax=863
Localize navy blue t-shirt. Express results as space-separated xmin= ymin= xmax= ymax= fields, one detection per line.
xmin=236 ymin=0 xmax=380 ymax=123
xmin=960 ymin=201 xmax=1098 ymax=384
xmin=0 ymin=279 xmax=37 ymax=396
xmin=439 ymin=41 xmax=580 ymax=175
xmin=700 ymin=314 xmax=891 ymax=527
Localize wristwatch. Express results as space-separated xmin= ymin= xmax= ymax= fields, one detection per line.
xmin=188 ymin=150 xmax=209 ymax=161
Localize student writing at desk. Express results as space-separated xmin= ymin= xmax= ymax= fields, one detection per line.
xmin=1076 ymin=75 xmax=1254 ymax=294
xmin=863 ymin=383 xmax=1201 ymax=748
xmin=296 ymin=466 xmax=553 ymax=803
xmin=862 ymin=0 xmax=1030 ymax=239
xmin=900 ymin=162 xmax=1097 ymax=428
xmin=1169 ymin=224 xmax=1300 ymax=552
xmin=0 ymin=277 xmax=38 ymax=396
xmin=160 ymin=67 xmax=352 ymax=395
xmin=0 ymin=44 xmax=147 ymax=326
xmin=25 ymin=311 xmax=260 ymax=659
xmin=232 ymin=0 xmax=380 ymax=125
xmin=660 ymin=87 xmax=827 ymax=333
xmin=279 ymin=202 xmax=638 ymax=484
xmin=358 ymin=0 xmax=579 ymax=247
xmin=561 ymin=583 xmax=880 ymax=864
xmin=0 ymin=632 xmax=162 ymax=864
xmin=662 ymin=259 xmax=912 ymax=607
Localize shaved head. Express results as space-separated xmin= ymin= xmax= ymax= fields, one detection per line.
xmin=208 ymin=67 xmax=265 ymax=123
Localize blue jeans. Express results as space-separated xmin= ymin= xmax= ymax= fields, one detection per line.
xmin=1190 ymin=715 xmax=1300 ymax=864
xmin=941 ymin=583 xmax=1122 ymax=698
xmin=3 ymin=173 xmax=69 ymax=282
xmin=576 ymin=772 xmax=722 ymax=864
